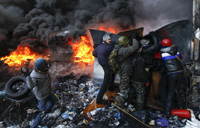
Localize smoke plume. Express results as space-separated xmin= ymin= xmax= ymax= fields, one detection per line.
xmin=0 ymin=0 xmax=191 ymax=43
xmin=0 ymin=0 xmax=192 ymax=79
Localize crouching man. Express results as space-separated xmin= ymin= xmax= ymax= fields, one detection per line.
xmin=26 ymin=58 xmax=58 ymax=128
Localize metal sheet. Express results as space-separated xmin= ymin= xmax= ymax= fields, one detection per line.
xmin=90 ymin=20 xmax=192 ymax=84
xmin=89 ymin=29 xmax=120 ymax=48
xmin=90 ymin=28 xmax=144 ymax=84
xmin=153 ymin=20 xmax=192 ymax=63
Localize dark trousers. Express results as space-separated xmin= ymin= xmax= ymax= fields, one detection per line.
xmin=96 ymin=66 xmax=115 ymax=103
xmin=159 ymin=74 xmax=168 ymax=106
xmin=145 ymin=71 xmax=152 ymax=98
xmin=128 ymin=81 xmax=145 ymax=110
xmin=165 ymin=72 xmax=183 ymax=115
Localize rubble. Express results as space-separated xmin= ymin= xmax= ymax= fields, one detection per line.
xmin=0 ymin=90 xmax=6 ymax=99
xmin=0 ymin=74 xmax=200 ymax=128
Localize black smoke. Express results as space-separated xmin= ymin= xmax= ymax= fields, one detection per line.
xmin=0 ymin=0 xmax=192 ymax=46
xmin=0 ymin=0 xmax=192 ymax=81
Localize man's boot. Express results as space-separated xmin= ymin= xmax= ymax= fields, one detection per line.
xmin=114 ymin=90 xmax=128 ymax=108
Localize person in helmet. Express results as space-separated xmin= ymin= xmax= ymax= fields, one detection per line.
xmin=26 ymin=58 xmax=58 ymax=128
xmin=140 ymin=33 xmax=160 ymax=106
xmin=92 ymin=34 xmax=115 ymax=104
xmin=128 ymin=45 xmax=149 ymax=110
xmin=160 ymin=39 xmax=184 ymax=118
xmin=114 ymin=36 xmax=139 ymax=107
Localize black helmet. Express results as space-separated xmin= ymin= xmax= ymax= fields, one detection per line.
xmin=34 ymin=58 xmax=49 ymax=73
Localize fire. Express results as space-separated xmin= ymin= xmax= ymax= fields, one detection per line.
xmin=99 ymin=26 xmax=118 ymax=34
xmin=0 ymin=45 xmax=49 ymax=67
xmin=71 ymin=36 xmax=94 ymax=64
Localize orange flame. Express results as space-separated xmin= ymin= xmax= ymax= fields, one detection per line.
xmin=99 ymin=26 xmax=118 ymax=34
xmin=71 ymin=36 xmax=94 ymax=64
xmin=0 ymin=45 xmax=49 ymax=67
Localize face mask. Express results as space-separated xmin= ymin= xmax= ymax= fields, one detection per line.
xmin=140 ymin=39 xmax=150 ymax=47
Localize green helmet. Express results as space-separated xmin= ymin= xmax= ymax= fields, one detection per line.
xmin=118 ymin=36 xmax=129 ymax=46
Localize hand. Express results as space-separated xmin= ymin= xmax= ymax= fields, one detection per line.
xmin=132 ymin=39 xmax=139 ymax=48
xmin=146 ymin=82 xmax=150 ymax=87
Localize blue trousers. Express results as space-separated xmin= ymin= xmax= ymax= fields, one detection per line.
xmin=31 ymin=94 xmax=58 ymax=128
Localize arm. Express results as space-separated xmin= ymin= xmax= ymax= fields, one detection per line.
xmin=167 ymin=47 xmax=178 ymax=55
xmin=26 ymin=76 xmax=36 ymax=89
xmin=137 ymin=56 xmax=148 ymax=83
xmin=141 ymin=33 xmax=159 ymax=54
xmin=119 ymin=39 xmax=139 ymax=58
xmin=92 ymin=48 xmax=97 ymax=57
xmin=150 ymin=59 xmax=165 ymax=72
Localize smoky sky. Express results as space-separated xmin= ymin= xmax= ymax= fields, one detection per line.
xmin=134 ymin=0 xmax=192 ymax=34
xmin=0 ymin=0 xmax=192 ymax=43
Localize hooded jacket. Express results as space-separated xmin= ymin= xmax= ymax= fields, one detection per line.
xmin=160 ymin=46 xmax=183 ymax=74
xmin=26 ymin=69 xmax=52 ymax=100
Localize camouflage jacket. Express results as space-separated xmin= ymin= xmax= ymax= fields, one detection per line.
xmin=118 ymin=39 xmax=139 ymax=76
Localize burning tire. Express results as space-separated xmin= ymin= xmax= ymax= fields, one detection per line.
xmin=5 ymin=76 xmax=31 ymax=100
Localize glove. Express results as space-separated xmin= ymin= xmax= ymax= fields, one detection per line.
xmin=146 ymin=82 xmax=150 ymax=87
xmin=132 ymin=39 xmax=139 ymax=49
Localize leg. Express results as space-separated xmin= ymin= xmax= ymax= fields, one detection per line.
xmin=132 ymin=81 xmax=145 ymax=110
xmin=175 ymin=73 xmax=184 ymax=109
xmin=31 ymin=99 xmax=46 ymax=128
xmin=145 ymin=72 xmax=152 ymax=98
xmin=165 ymin=74 xmax=178 ymax=117
xmin=128 ymin=82 xmax=135 ymax=105
xmin=115 ymin=75 xmax=130 ymax=107
xmin=96 ymin=66 xmax=111 ymax=103
xmin=45 ymin=94 xmax=58 ymax=113
xmin=159 ymin=74 xmax=168 ymax=106
xmin=107 ymin=70 xmax=116 ymax=91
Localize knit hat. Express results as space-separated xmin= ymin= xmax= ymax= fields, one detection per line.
xmin=103 ymin=34 xmax=111 ymax=41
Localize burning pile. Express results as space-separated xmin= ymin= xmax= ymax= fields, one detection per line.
xmin=0 ymin=35 xmax=94 ymax=69
xmin=0 ymin=45 xmax=49 ymax=67
xmin=71 ymin=36 xmax=94 ymax=64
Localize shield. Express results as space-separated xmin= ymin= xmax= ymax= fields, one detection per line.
xmin=89 ymin=28 xmax=144 ymax=85
xmin=89 ymin=29 xmax=120 ymax=48
xmin=153 ymin=19 xmax=192 ymax=63
xmin=118 ymin=27 xmax=144 ymax=39
xmin=89 ymin=27 xmax=144 ymax=48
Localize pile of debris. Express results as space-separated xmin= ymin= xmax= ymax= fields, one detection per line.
xmin=0 ymin=74 xmax=200 ymax=128
xmin=0 ymin=74 xmax=129 ymax=128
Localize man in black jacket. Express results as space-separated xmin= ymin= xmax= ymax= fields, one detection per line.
xmin=128 ymin=47 xmax=149 ymax=110
xmin=160 ymin=39 xmax=184 ymax=117
xmin=140 ymin=34 xmax=160 ymax=99
xmin=93 ymin=34 xmax=114 ymax=104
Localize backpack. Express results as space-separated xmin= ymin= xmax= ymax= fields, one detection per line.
xmin=108 ymin=49 xmax=120 ymax=73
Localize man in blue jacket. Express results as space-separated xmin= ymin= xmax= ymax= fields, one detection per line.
xmin=93 ymin=34 xmax=114 ymax=104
